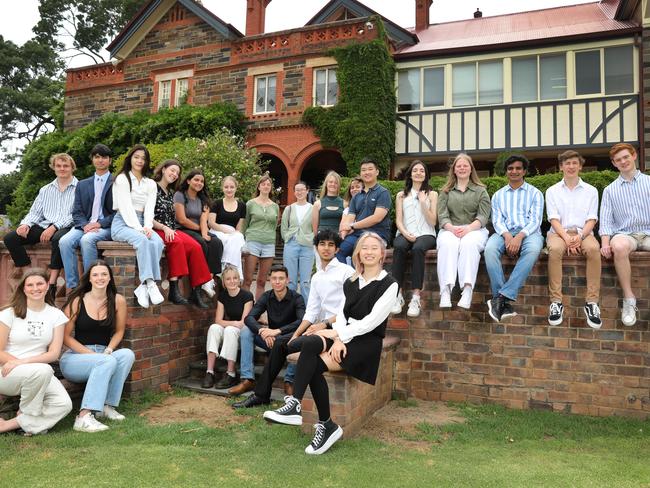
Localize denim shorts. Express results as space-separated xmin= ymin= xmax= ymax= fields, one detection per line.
xmin=243 ymin=240 xmax=275 ymax=258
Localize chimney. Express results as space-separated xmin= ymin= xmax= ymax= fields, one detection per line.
xmin=245 ymin=0 xmax=272 ymax=36
xmin=415 ymin=0 xmax=433 ymax=31
xmin=473 ymin=8 xmax=482 ymax=18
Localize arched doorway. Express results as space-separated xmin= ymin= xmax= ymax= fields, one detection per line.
xmin=260 ymin=153 xmax=289 ymax=206
xmin=300 ymin=150 xmax=346 ymax=197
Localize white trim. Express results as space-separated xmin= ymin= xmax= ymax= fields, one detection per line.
xmin=155 ymin=69 xmax=194 ymax=82
xmin=247 ymin=63 xmax=283 ymax=76
xmin=306 ymin=57 xmax=337 ymax=68
xmin=313 ymin=67 xmax=338 ymax=107
xmin=253 ymin=74 xmax=277 ymax=114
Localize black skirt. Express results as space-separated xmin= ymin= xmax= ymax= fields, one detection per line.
xmin=339 ymin=333 xmax=382 ymax=385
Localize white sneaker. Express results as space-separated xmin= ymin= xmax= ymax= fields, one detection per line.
xmin=439 ymin=286 xmax=451 ymax=308
xmin=391 ymin=293 xmax=405 ymax=314
xmin=134 ymin=283 xmax=149 ymax=308
xmin=622 ymin=300 xmax=638 ymax=327
xmin=73 ymin=412 xmax=109 ymax=433
xmin=146 ymin=280 xmax=164 ymax=305
xmin=407 ymin=295 xmax=421 ymax=317
xmin=201 ymin=279 xmax=216 ymax=298
xmin=457 ymin=287 xmax=473 ymax=310
xmin=96 ymin=405 xmax=125 ymax=421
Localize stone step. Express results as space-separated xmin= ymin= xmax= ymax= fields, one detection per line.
xmin=174 ymin=377 xmax=286 ymax=402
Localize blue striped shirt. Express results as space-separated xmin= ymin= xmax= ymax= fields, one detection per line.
xmin=599 ymin=171 xmax=650 ymax=236
xmin=20 ymin=177 xmax=78 ymax=230
xmin=491 ymin=182 xmax=544 ymax=237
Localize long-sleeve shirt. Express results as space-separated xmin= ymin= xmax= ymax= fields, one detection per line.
xmin=599 ymin=171 xmax=650 ymax=237
xmin=281 ymin=202 xmax=314 ymax=247
xmin=545 ymin=178 xmax=598 ymax=235
xmin=112 ymin=172 xmax=157 ymax=230
xmin=20 ymin=177 xmax=79 ymax=229
xmin=244 ymin=288 xmax=305 ymax=335
xmin=491 ymin=182 xmax=543 ymax=237
xmin=437 ymin=183 xmax=490 ymax=228
xmin=303 ymin=259 xmax=355 ymax=324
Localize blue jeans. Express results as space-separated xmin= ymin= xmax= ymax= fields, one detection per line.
xmin=59 ymin=345 xmax=135 ymax=412
xmin=111 ymin=212 xmax=164 ymax=282
xmin=484 ymin=232 xmax=544 ymax=301
xmin=59 ymin=227 xmax=112 ymax=289
xmin=283 ymin=239 xmax=314 ymax=303
xmin=239 ymin=326 xmax=295 ymax=383
xmin=336 ymin=233 xmax=360 ymax=263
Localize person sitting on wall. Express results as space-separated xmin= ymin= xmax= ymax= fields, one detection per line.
xmin=545 ymin=150 xmax=601 ymax=328
xmin=59 ymin=144 xmax=115 ymax=292
xmin=599 ymin=143 xmax=650 ymax=327
xmin=4 ymin=153 xmax=78 ymax=301
xmin=232 ymin=229 xmax=355 ymax=409
xmin=484 ymin=154 xmax=544 ymax=322
xmin=337 ymin=158 xmax=392 ymax=263
xmin=228 ymin=265 xmax=305 ymax=396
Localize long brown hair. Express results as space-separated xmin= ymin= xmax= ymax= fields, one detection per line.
xmin=63 ymin=260 xmax=117 ymax=330
xmin=441 ymin=153 xmax=485 ymax=193
xmin=3 ymin=269 xmax=53 ymax=319
xmin=153 ymin=159 xmax=182 ymax=192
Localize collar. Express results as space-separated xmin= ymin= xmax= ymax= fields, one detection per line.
xmin=617 ymin=170 xmax=641 ymax=184
xmin=95 ymin=173 xmax=109 ymax=183
xmin=49 ymin=177 xmax=78 ymax=190
xmin=358 ymin=269 xmax=387 ymax=286
xmin=320 ymin=257 xmax=344 ymax=273
xmin=505 ymin=181 xmax=528 ymax=192
xmin=363 ymin=183 xmax=379 ymax=193
xmin=270 ymin=288 xmax=294 ymax=303
xmin=453 ymin=182 xmax=478 ymax=192
xmin=560 ymin=177 xmax=584 ymax=189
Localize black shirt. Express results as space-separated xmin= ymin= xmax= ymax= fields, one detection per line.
xmin=244 ymin=288 xmax=305 ymax=335
xmin=154 ymin=184 xmax=176 ymax=229
xmin=211 ymin=199 xmax=246 ymax=229
xmin=218 ymin=288 xmax=254 ymax=321
xmin=74 ymin=299 xmax=112 ymax=346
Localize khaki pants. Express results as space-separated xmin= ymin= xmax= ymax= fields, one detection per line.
xmin=547 ymin=233 xmax=601 ymax=303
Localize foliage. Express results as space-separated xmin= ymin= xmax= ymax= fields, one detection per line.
xmin=0 ymin=170 xmax=21 ymax=215
xmin=303 ymin=17 xmax=395 ymax=177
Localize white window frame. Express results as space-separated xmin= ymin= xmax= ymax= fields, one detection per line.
xmin=313 ymin=67 xmax=338 ymax=107
xmin=158 ymin=80 xmax=172 ymax=109
xmin=174 ymin=78 xmax=189 ymax=107
xmin=155 ymin=69 xmax=194 ymax=110
xmin=254 ymin=74 xmax=277 ymax=114
xmin=573 ymin=46 xmax=634 ymax=98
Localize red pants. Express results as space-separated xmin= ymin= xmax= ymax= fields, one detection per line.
xmin=155 ymin=229 xmax=211 ymax=287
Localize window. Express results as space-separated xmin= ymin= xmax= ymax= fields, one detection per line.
xmin=158 ymin=80 xmax=172 ymax=109
xmin=452 ymin=60 xmax=502 ymax=107
xmin=255 ymin=74 xmax=277 ymax=114
xmin=175 ymin=78 xmax=189 ymax=106
xmin=576 ymin=50 xmax=601 ymax=95
xmin=512 ymin=57 xmax=537 ymax=102
xmin=540 ymin=54 xmax=566 ymax=100
xmin=423 ymin=67 xmax=444 ymax=107
xmin=452 ymin=63 xmax=475 ymax=107
xmin=605 ymin=45 xmax=633 ymax=94
xmin=314 ymin=68 xmax=338 ymax=106
xmin=398 ymin=69 xmax=420 ymax=111
xmin=156 ymin=72 xmax=192 ymax=110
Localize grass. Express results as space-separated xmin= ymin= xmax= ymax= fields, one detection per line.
xmin=1 ymin=393 xmax=649 ymax=488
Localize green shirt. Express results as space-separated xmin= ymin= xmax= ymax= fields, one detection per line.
xmin=437 ymin=183 xmax=491 ymax=228
xmin=243 ymin=200 xmax=279 ymax=245
xmin=281 ymin=202 xmax=314 ymax=247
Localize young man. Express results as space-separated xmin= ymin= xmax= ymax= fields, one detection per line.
xmin=59 ymin=144 xmax=115 ymax=291
xmin=4 ymin=153 xmax=78 ymax=299
xmin=229 ymin=265 xmax=305 ymax=396
xmin=233 ymin=229 xmax=355 ymax=408
xmin=484 ymin=155 xmax=544 ymax=322
xmin=337 ymin=157 xmax=392 ymax=262
xmin=545 ymin=150 xmax=601 ymax=328
xmin=599 ymin=143 xmax=650 ymax=326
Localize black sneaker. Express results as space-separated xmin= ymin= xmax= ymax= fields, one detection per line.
xmin=214 ymin=374 xmax=239 ymax=390
xmin=548 ymin=302 xmax=564 ymax=326
xmin=200 ymin=372 xmax=215 ymax=389
xmin=487 ymin=296 xmax=504 ymax=322
xmin=584 ymin=302 xmax=602 ymax=329
xmin=501 ymin=299 xmax=517 ymax=319
xmin=232 ymin=394 xmax=270 ymax=409
xmin=263 ymin=396 xmax=302 ymax=425
xmin=305 ymin=420 xmax=343 ymax=455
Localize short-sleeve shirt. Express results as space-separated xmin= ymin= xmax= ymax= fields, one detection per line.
xmin=0 ymin=305 xmax=68 ymax=359
xmin=348 ymin=183 xmax=392 ymax=241
xmin=218 ymin=289 xmax=254 ymax=321
xmin=211 ymin=199 xmax=246 ymax=229
xmin=173 ymin=191 xmax=204 ymax=226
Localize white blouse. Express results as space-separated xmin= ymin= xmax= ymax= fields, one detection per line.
xmin=399 ymin=190 xmax=436 ymax=238
xmin=112 ymin=172 xmax=157 ymax=230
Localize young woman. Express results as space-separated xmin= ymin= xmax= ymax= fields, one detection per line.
xmin=342 ymin=176 xmax=363 ymax=215
xmin=263 ymin=232 xmax=398 ymax=455
xmin=174 ymin=169 xmax=223 ymax=286
xmin=391 ymin=160 xmax=438 ymax=317
xmin=152 ymin=160 xmax=215 ymax=308
xmin=281 ymin=181 xmax=314 ymax=303
xmin=436 ymin=153 xmax=491 ymax=309
xmin=201 ymin=265 xmax=254 ymax=390
xmin=59 ymin=261 xmax=135 ymax=433
xmin=111 ymin=144 xmax=165 ymax=309
xmin=242 ymin=174 xmax=279 ymax=301
xmin=208 ymin=176 xmax=247 ymax=281
xmin=312 ymin=171 xmax=344 ymax=234
xmin=0 ymin=269 xmax=72 ymax=435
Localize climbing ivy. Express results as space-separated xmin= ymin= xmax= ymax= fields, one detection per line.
xmin=303 ymin=17 xmax=395 ymax=177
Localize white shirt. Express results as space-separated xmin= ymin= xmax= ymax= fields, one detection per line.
xmin=112 ymin=172 xmax=157 ymax=230
xmin=303 ymin=258 xmax=355 ymax=325
xmin=293 ymin=202 xmax=311 ymax=223
xmin=0 ymin=305 xmax=68 ymax=359
xmin=545 ymin=178 xmax=598 ymax=235
xmin=333 ymin=270 xmax=399 ymax=344
xmin=399 ymin=190 xmax=436 ymax=238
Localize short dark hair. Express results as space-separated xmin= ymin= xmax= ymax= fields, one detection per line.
xmin=269 ymin=264 xmax=288 ymax=277
xmin=90 ymin=144 xmax=112 ymax=158
xmin=504 ymin=154 xmax=529 ymax=171
xmin=359 ymin=157 xmax=378 ymax=169
xmin=314 ymin=229 xmax=341 ymax=247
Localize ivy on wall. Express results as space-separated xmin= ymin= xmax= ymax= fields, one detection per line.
xmin=303 ymin=17 xmax=395 ymax=178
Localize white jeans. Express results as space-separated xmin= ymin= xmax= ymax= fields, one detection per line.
xmin=209 ymin=228 xmax=245 ymax=279
xmin=436 ymin=228 xmax=489 ymax=291
xmin=0 ymin=363 xmax=72 ymax=434
xmin=206 ymin=324 xmax=241 ymax=362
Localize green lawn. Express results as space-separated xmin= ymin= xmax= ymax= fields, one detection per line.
xmin=1 ymin=391 xmax=649 ymax=488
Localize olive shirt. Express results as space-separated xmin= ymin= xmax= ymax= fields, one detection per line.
xmin=243 ymin=200 xmax=279 ymax=245
xmin=437 ymin=183 xmax=491 ymax=227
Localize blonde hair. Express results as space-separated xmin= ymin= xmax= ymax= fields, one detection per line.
xmin=49 ymin=153 xmax=76 ymax=171
xmin=319 ymin=171 xmax=342 ymax=199
xmin=350 ymin=232 xmax=387 ymax=281
xmin=441 ymin=153 xmax=484 ymax=193
xmin=220 ymin=264 xmax=241 ymax=285
xmin=222 ymin=175 xmax=238 ymax=189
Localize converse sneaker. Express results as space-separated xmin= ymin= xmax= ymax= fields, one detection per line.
xmin=263 ymin=395 xmax=302 ymax=425
xmin=134 ymin=283 xmax=149 ymax=308
xmin=201 ymin=279 xmax=216 ymax=298
xmin=621 ymin=299 xmax=638 ymax=327
xmin=457 ymin=286 xmax=473 ymax=310
xmin=406 ymin=295 xmax=421 ymax=317
xmin=584 ymin=302 xmax=602 ymax=329
xmin=548 ymin=302 xmax=564 ymax=326
xmin=73 ymin=412 xmax=109 ymax=433
xmin=501 ymin=300 xmax=517 ymax=320
xmin=146 ymin=280 xmax=164 ymax=305
xmin=391 ymin=292 xmax=404 ymax=315
xmin=487 ymin=295 xmax=504 ymax=322
xmin=305 ymin=420 xmax=343 ymax=455
xmin=97 ymin=405 xmax=125 ymax=421
xmin=439 ymin=286 xmax=452 ymax=308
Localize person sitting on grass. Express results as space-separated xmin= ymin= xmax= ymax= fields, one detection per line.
xmin=262 ymin=232 xmax=398 ymax=455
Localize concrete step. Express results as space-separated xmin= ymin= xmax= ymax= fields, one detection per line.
xmin=174 ymin=377 xmax=286 ymax=402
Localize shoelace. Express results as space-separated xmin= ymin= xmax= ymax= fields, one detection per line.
xmin=587 ymin=303 xmax=601 ymax=316
xmin=311 ymin=423 xmax=326 ymax=447
xmin=550 ymin=302 xmax=562 ymax=315
xmin=276 ymin=397 xmax=297 ymax=414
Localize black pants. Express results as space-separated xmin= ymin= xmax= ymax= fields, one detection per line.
xmin=255 ymin=334 xmax=298 ymax=399
xmin=391 ymin=234 xmax=436 ymax=290
xmin=181 ymin=229 xmax=223 ymax=275
xmin=4 ymin=226 xmax=72 ymax=269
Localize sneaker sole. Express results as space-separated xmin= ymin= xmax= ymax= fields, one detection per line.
xmin=487 ymin=300 xmax=500 ymax=322
xmin=73 ymin=426 xmax=109 ymax=433
xmin=457 ymin=301 xmax=471 ymax=310
xmin=263 ymin=411 xmax=302 ymax=425
xmin=548 ymin=316 xmax=563 ymax=326
xmin=406 ymin=309 xmax=420 ymax=317
xmin=501 ymin=311 xmax=517 ymax=320
xmin=622 ymin=318 xmax=637 ymax=327
xmin=584 ymin=309 xmax=602 ymax=329
xmin=305 ymin=426 xmax=343 ymax=455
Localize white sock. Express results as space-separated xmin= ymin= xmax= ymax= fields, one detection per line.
xmin=227 ymin=371 xmax=236 ymax=378
xmin=206 ymin=369 xmax=214 ymax=375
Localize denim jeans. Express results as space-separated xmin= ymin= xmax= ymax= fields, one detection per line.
xmin=336 ymin=233 xmax=360 ymax=263
xmin=484 ymin=231 xmax=544 ymax=301
xmin=239 ymin=326 xmax=295 ymax=383
xmin=59 ymin=345 xmax=135 ymax=412
xmin=283 ymin=238 xmax=314 ymax=303
xmin=111 ymin=212 xmax=164 ymax=282
xmin=59 ymin=227 xmax=112 ymax=288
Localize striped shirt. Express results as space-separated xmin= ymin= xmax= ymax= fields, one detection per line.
xmin=599 ymin=171 xmax=650 ymax=237
xmin=491 ymin=182 xmax=544 ymax=237
xmin=20 ymin=177 xmax=79 ymax=229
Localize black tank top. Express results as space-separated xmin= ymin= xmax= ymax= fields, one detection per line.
xmin=74 ymin=299 xmax=112 ymax=346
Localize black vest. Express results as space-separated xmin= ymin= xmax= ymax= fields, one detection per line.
xmin=342 ymin=274 xmax=396 ymax=339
